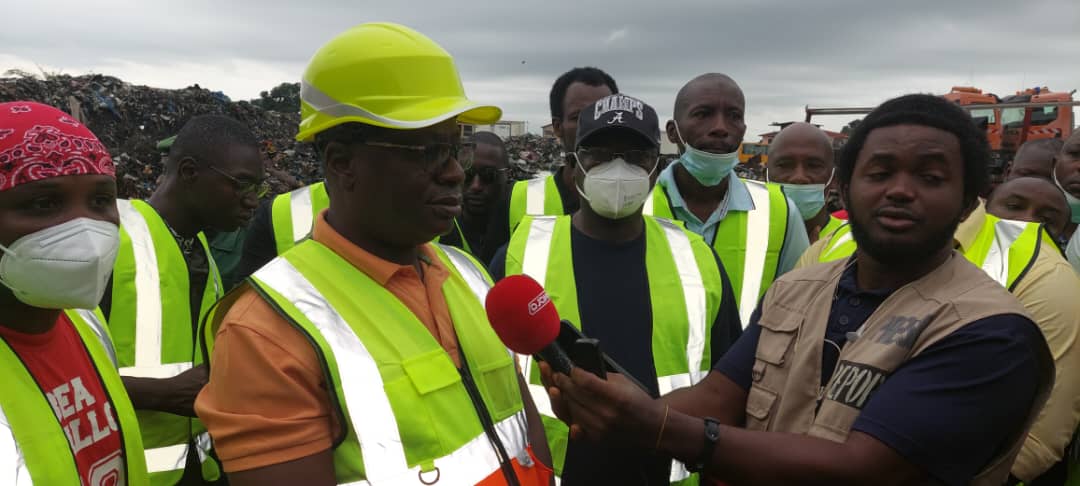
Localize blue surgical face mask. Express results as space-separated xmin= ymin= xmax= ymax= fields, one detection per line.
xmin=1053 ymin=170 xmax=1080 ymax=223
xmin=768 ymin=169 xmax=834 ymax=221
xmin=673 ymin=121 xmax=739 ymax=187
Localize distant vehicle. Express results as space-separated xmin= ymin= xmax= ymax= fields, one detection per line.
xmin=739 ymin=142 xmax=769 ymax=166
xmin=805 ymin=85 xmax=1079 ymax=168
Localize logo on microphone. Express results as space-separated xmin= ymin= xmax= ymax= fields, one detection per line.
xmin=528 ymin=290 xmax=551 ymax=316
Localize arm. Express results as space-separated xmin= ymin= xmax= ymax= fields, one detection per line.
xmin=122 ymin=364 xmax=207 ymax=416
xmin=776 ymin=198 xmax=811 ymax=276
xmin=234 ymin=201 xmax=278 ymax=282
xmin=228 ymin=450 xmax=336 ymax=486
xmin=1009 ymin=256 xmax=1080 ymax=480
xmin=194 ymin=291 xmax=337 ymax=482
xmin=549 ymin=315 xmax=1045 ymax=485
xmin=517 ymin=372 xmax=553 ymax=469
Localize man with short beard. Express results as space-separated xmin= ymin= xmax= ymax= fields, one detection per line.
xmin=535 ymin=94 xmax=1054 ymax=486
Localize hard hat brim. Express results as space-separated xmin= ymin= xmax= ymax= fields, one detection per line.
xmin=297 ymin=96 xmax=502 ymax=142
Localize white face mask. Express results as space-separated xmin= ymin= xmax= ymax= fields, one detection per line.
xmin=0 ymin=217 xmax=119 ymax=310
xmin=576 ymin=157 xmax=657 ymax=220
xmin=673 ymin=120 xmax=740 ymax=187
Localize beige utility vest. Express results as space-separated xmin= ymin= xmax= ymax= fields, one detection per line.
xmin=746 ymin=253 xmax=1053 ymax=485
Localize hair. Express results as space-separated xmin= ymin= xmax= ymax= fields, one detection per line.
xmin=168 ymin=115 xmax=258 ymax=171
xmin=549 ymin=67 xmax=618 ymax=120
xmin=836 ymin=94 xmax=990 ymax=206
xmin=673 ymin=73 xmax=740 ymax=119
xmin=471 ymin=131 xmax=509 ymax=165
xmin=1016 ymin=138 xmax=1065 ymax=158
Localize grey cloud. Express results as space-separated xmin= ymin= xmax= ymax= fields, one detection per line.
xmin=3 ymin=0 xmax=1077 ymax=136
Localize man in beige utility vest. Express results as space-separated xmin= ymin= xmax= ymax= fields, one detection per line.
xmin=536 ymin=94 xmax=1055 ymax=485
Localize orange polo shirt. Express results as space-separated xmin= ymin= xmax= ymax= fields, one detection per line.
xmin=195 ymin=211 xmax=461 ymax=472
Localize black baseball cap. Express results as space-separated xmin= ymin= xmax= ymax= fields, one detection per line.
xmin=575 ymin=94 xmax=660 ymax=150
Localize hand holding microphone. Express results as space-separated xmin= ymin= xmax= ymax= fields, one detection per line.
xmin=484 ymin=275 xmax=663 ymax=445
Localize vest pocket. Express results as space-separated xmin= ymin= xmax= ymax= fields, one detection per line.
xmin=745 ymin=385 xmax=779 ymax=429
xmin=755 ymin=309 xmax=802 ymax=367
xmin=474 ymin=353 xmax=520 ymax=421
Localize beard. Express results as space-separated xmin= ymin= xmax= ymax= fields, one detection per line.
xmin=847 ymin=202 xmax=963 ymax=266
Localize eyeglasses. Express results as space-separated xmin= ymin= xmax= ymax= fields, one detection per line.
xmin=575 ymin=148 xmax=658 ymax=169
xmin=465 ymin=166 xmax=510 ymax=184
xmin=362 ymin=141 xmax=476 ymax=170
xmin=208 ymin=166 xmax=270 ymax=198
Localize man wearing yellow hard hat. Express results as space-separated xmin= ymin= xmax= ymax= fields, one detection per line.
xmin=196 ymin=22 xmax=554 ymax=486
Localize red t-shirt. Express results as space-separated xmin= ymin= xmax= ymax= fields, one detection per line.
xmin=0 ymin=315 xmax=125 ymax=486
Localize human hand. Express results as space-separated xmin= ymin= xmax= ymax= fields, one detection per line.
xmin=551 ymin=367 xmax=665 ymax=448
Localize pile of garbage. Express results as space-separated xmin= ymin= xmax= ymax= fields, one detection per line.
xmin=503 ymin=133 xmax=564 ymax=180
xmin=0 ymin=72 xmax=607 ymax=198
xmin=0 ymin=73 xmax=318 ymax=199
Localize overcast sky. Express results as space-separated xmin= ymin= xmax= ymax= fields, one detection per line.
xmin=3 ymin=0 xmax=1078 ymax=138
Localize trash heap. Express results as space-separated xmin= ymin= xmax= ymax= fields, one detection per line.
xmin=0 ymin=72 xmax=587 ymax=198
xmin=0 ymin=73 xmax=318 ymax=199
xmin=504 ymin=133 xmax=564 ymax=179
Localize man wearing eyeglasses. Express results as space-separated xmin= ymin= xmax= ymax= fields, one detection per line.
xmin=438 ymin=131 xmax=512 ymax=263
xmin=490 ymin=94 xmax=742 ymax=485
xmin=100 ymin=114 xmax=265 ymax=485
xmin=195 ymin=23 xmax=553 ymax=486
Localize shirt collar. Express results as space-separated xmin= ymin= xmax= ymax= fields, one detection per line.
xmin=658 ymin=161 xmax=756 ymax=212
xmin=311 ymin=209 xmax=445 ymax=286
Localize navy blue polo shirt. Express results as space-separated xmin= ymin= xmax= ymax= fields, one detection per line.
xmin=714 ymin=263 xmax=1046 ymax=486
xmin=490 ymin=224 xmax=742 ymax=486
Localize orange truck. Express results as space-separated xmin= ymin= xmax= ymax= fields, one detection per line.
xmin=806 ymin=86 xmax=1078 ymax=168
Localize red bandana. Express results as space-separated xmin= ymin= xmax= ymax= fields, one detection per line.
xmin=0 ymin=101 xmax=115 ymax=192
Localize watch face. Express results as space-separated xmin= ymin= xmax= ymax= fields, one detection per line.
xmin=705 ymin=420 xmax=721 ymax=440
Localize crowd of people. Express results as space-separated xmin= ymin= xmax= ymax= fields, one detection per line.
xmin=3 ymin=20 xmax=1080 ymax=486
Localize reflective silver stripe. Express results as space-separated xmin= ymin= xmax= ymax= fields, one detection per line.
xmin=519 ymin=217 xmax=558 ymax=421
xmin=290 ymin=185 xmax=314 ymax=244
xmin=656 ymin=219 xmax=708 ymax=391
xmin=255 ymin=259 xmax=529 ymax=483
xmin=256 ymin=258 xmax=408 ymax=479
xmin=981 ymin=218 xmax=1026 ymax=287
xmin=74 ymin=309 xmax=117 ymax=368
xmin=642 ymin=188 xmax=655 ymax=216
xmin=301 ymin=80 xmax=488 ymax=131
xmin=522 ymin=217 xmax=556 ymax=287
xmin=739 ymin=182 xmax=772 ymax=327
xmin=119 ymin=362 xmax=192 ymax=379
xmin=145 ymin=443 xmax=189 ymax=474
xmin=194 ymin=432 xmax=211 ymax=463
xmin=117 ymin=200 xmax=168 ymax=376
xmin=439 ymin=245 xmax=491 ymax=302
xmin=670 ymin=461 xmax=693 ymax=483
xmin=525 ymin=177 xmax=548 ymax=215
xmin=337 ymin=414 xmax=530 ymax=486
xmin=0 ymin=406 xmax=31 ymax=485
xmin=824 ymin=228 xmax=854 ymax=259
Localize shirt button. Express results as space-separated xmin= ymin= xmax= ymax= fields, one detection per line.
xmin=849 ymin=297 xmax=861 ymax=307
xmin=838 ymin=315 xmax=850 ymax=326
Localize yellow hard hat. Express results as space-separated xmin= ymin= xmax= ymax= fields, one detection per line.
xmin=296 ymin=22 xmax=501 ymax=142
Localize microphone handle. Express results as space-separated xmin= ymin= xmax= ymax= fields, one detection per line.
xmin=535 ymin=342 xmax=575 ymax=376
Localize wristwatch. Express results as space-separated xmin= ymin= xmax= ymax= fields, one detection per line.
xmin=687 ymin=417 xmax=721 ymax=473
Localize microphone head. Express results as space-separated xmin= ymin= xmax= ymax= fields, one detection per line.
xmin=485 ymin=274 xmax=561 ymax=355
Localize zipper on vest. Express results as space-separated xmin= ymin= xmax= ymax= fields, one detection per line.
xmin=458 ymin=354 xmax=522 ymax=486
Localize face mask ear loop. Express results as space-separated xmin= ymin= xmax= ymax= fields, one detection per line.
xmin=673 ymin=120 xmax=688 ymax=147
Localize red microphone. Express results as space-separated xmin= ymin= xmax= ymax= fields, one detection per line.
xmin=485 ymin=275 xmax=575 ymax=375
